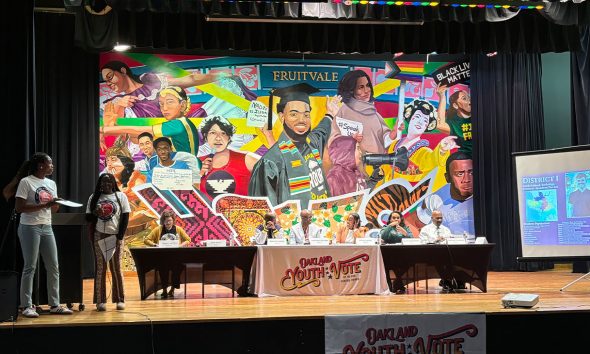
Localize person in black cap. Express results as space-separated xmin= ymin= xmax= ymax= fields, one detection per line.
xmin=248 ymin=83 xmax=341 ymax=207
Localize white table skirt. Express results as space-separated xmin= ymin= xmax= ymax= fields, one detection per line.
xmin=251 ymin=245 xmax=391 ymax=297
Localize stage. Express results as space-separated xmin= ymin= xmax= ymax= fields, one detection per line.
xmin=2 ymin=266 xmax=590 ymax=353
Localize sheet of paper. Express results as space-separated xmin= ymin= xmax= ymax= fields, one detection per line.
xmin=246 ymin=100 xmax=269 ymax=128
xmin=336 ymin=117 xmax=364 ymax=137
xmin=152 ymin=167 xmax=192 ymax=190
xmin=97 ymin=235 xmax=117 ymax=263
xmin=55 ymin=200 xmax=83 ymax=207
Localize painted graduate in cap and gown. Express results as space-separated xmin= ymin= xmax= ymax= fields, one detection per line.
xmin=248 ymin=83 xmax=341 ymax=208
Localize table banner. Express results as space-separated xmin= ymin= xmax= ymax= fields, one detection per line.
xmin=325 ymin=313 xmax=486 ymax=354
xmin=253 ymin=245 xmax=390 ymax=297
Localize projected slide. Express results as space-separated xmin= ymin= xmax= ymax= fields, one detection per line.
xmin=521 ymin=171 xmax=590 ymax=246
xmin=515 ymin=147 xmax=590 ymax=258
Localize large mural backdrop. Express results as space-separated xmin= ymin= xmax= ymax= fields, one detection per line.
xmin=99 ymin=53 xmax=474 ymax=270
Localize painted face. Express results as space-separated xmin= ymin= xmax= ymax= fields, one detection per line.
xmin=39 ymin=157 xmax=54 ymax=176
xmin=453 ymin=91 xmax=471 ymax=115
xmin=105 ymin=156 xmax=124 ymax=175
xmin=155 ymin=141 xmax=172 ymax=162
xmin=448 ymin=159 xmax=474 ymax=197
xmin=138 ymin=136 xmax=154 ymax=157
xmin=100 ymin=176 xmax=115 ymax=193
xmin=164 ymin=216 xmax=175 ymax=230
xmin=346 ymin=215 xmax=358 ymax=230
xmin=206 ymin=124 xmax=230 ymax=152
xmin=354 ymin=76 xmax=372 ymax=102
xmin=158 ymin=93 xmax=185 ymax=121
xmin=431 ymin=211 xmax=443 ymax=226
xmin=577 ymin=176 xmax=587 ymax=191
xmin=281 ymin=101 xmax=311 ymax=136
xmin=408 ymin=111 xmax=431 ymax=136
xmin=101 ymin=68 xmax=128 ymax=93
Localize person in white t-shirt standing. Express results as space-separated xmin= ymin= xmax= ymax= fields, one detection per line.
xmin=15 ymin=153 xmax=73 ymax=318
xmin=85 ymin=173 xmax=130 ymax=312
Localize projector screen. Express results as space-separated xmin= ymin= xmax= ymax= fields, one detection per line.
xmin=514 ymin=146 xmax=590 ymax=259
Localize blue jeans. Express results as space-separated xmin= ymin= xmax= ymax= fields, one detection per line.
xmin=18 ymin=224 xmax=60 ymax=308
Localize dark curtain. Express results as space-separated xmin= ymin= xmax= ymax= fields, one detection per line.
xmin=72 ymin=5 xmax=582 ymax=54
xmin=471 ymin=53 xmax=550 ymax=271
xmin=0 ymin=9 xmax=100 ymax=271
xmin=0 ymin=0 xmax=35 ymax=270
xmin=570 ymin=25 xmax=590 ymax=273
xmin=34 ymin=12 xmax=100 ymax=209
xmin=571 ymin=26 xmax=590 ymax=146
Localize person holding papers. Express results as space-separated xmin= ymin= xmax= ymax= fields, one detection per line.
xmin=289 ymin=209 xmax=325 ymax=245
xmin=144 ymin=210 xmax=190 ymax=298
xmin=418 ymin=210 xmax=464 ymax=292
xmin=148 ymin=137 xmax=199 ymax=189
xmin=328 ymin=70 xmax=394 ymax=155
xmin=380 ymin=211 xmax=413 ymax=244
xmin=253 ymin=213 xmax=285 ymax=245
xmin=334 ymin=213 xmax=363 ymax=244
xmin=86 ymin=173 xmax=130 ymax=311
xmin=15 ymin=153 xmax=73 ymax=318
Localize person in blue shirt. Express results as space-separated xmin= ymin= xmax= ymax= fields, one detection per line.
xmin=148 ymin=137 xmax=198 ymax=189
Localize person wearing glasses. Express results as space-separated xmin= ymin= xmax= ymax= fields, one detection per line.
xmin=100 ymin=61 xmax=217 ymax=120
xmin=198 ymin=116 xmax=260 ymax=200
xmin=249 ymin=83 xmax=341 ymax=207
xmin=289 ymin=209 xmax=326 ymax=245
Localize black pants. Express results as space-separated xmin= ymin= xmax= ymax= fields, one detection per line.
xmin=158 ymin=264 xmax=183 ymax=291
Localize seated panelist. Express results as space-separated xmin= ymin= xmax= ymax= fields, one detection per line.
xmin=380 ymin=211 xmax=413 ymax=244
xmin=253 ymin=212 xmax=285 ymax=245
xmin=144 ymin=210 xmax=190 ymax=298
xmin=418 ymin=210 xmax=452 ymax=244
xmin=334 ymin=213 xmax=363 ymax=244
xmin=290 ymin=209 xmax=326 ymax=245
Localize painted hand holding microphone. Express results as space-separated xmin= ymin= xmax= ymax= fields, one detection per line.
xmin=199 ymin=148 xmax=217 ymax=177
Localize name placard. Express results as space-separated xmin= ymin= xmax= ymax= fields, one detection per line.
xmin=152 ymin=167 xmax=192 ymax=190
xmin=475 ymin=237 xmax=488 ymax=244
xmin=355 ymin=237 xmax=378 ymax=245
xmin=401 ymin=238 xmax=422 ymax=245
xmin=203 ymin=239 xmax=227 ymax=247
xmin=446 ymin=238 xmax=467 ymax=245
xmin=309 ymin=237 xmax=330 ymax=246
xmin=158 ymin=239 xmax=180 ymax=248
xmin=266 ymin=238 xmax=288 ymax=246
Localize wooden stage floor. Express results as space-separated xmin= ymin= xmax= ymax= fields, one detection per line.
xmin=4 ymin=265 xmax=590 ymax=328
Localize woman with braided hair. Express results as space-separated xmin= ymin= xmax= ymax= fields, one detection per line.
xmin=86 ymin=173 xmax=130 ymax=311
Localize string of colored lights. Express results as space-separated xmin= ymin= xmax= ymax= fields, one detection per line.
xmin=331 ymin=0 xmax=545 ymax=9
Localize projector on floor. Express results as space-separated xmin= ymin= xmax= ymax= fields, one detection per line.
xmin=501 ymin=293 xmax=539 ymax=308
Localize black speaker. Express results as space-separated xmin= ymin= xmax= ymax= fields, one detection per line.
xmin=0 ymin=271 xmax=18 ymax=321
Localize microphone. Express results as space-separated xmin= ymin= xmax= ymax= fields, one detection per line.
xmin=267 ymin=226 xmax=274 ymax=244
xmin=208 ymin=147 xmax=217 ymax=159
xmin=203 ymin=147 xmax=216 ymax=176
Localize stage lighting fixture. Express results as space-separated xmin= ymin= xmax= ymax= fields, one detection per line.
xmin=113 ymin=42 xmax=132 ymax=52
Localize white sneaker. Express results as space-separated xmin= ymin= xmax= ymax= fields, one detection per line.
xmin=116 ymin=302 xmax=125 ymax=310
xmin=96 ymin=303 xmax=107 ymax=312
xmin=49 ymin=306 xmax=73 ymax=315
xmin=22 ymin=307 xmax=39 ymax=318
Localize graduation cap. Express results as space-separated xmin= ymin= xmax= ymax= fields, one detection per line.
xmin=268 ymin=83 xmax=320 ymax=130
